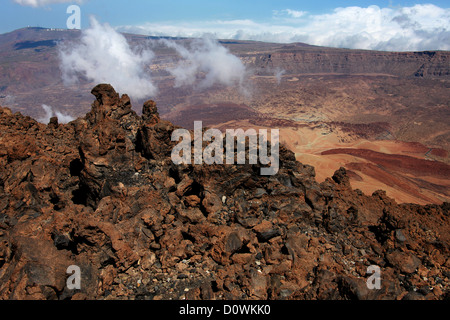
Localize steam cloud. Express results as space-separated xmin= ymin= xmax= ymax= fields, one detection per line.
xmin=38 ymin=104 xmax=74 ymax=124
xmin=58 ymin=17 xmax=157 ymax=100
xmin=59 ymin=18 xmax=249 ymax=98
xmin=160 ymin=38 xmax=247 ymax=89
xmin=13 ymin=0 xmax=83 ymax=7
xmin=274 ymin=68 xmax=285 ymax=85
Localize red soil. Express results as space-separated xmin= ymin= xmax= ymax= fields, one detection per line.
xmin=321 ymin=148 xmax=450 ymax=179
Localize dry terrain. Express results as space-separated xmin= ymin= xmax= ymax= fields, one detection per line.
xmin=0 ymin=27 xmax=449 ymax=205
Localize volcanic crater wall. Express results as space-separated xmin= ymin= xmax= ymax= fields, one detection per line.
xmin=249 ymin=48 xmax=450 ymax=78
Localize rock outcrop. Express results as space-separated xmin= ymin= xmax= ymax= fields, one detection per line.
xmin=0 ymin=84 xmax=448 ymax=300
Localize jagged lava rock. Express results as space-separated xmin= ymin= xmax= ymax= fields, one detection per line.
xmin=0 ymin=84 xmax=448 ymax=300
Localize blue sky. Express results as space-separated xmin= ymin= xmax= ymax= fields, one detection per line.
xmin=2 ymin=0 xmax=449 ymax=31
xmin=2 ymin=0 xmax=450 ymax=50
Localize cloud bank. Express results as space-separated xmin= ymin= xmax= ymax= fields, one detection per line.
xmin=59 ymin=17 xmax=249 ymax=98
xmin=13 ymin=0 xmax=83 ymax=7
xmin=118 ymin=4 xmax=450 ymax=51
xmin=160 ymin=38 xmax=247 ymax=89
xmin=58 ymin=17 xmax=157 ymax=100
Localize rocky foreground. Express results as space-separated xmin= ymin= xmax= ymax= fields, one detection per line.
xmin=0 ymin=84 xmax=448 ymax=300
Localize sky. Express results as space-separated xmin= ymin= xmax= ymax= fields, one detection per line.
xmin=1 ymin=0 xmax=450 ymax=51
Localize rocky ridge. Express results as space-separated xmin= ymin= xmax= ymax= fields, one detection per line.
xmin=0 ymin=84 xmax=448 ymax=300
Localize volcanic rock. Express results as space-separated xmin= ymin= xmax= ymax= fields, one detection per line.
xmin=0 ymin=84 xmax=448 ymax=300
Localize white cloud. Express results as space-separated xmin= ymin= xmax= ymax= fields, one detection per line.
xmin=58 ymin=17 xmax=249 ymax=99
xmin=274 ymin=9 xmax=308 ymax=18
xmin=38 ymin=104 xmax=74 ymax=124
xmin=285 ymin=9 xmax=307 ymax=18
xmin=117 ymin=4 xmax=450 ymax=51
xmin=13 ymin=0 xmax=83 ymax=7
xmin=159 ymin=38 xmax=248 ymax=89
xmin=295 ymin=4 xmax=450 ymax=51
xmin=58 ymin=16 xmax=158 ymax=100
xmin=118 ymin=20 xmax=264 ymax=41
